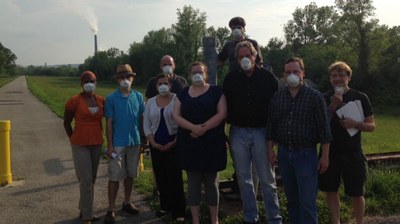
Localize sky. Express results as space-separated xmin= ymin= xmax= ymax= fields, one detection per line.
xmin=0 ymin=0 xmax=398 ymax=66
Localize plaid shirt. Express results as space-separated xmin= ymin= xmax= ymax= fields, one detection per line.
xmin=267 ymin=85 xmax=332 ymax=146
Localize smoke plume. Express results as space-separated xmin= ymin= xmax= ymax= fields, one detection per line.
xmin=59 ymin=0 xmax=98 ymax=34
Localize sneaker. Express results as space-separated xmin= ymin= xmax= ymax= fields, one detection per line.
xmin=103 ymin=211 xmax=115 ymax=224
xmin=122 ymin=202 xmax=140 ymax=215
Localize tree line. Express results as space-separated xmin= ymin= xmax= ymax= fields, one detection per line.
xmin=3 ymin=0 xmax=399 ymax=106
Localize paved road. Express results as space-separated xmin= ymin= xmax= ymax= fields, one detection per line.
xmin=0 ymin=76 xmax=163 ymax=224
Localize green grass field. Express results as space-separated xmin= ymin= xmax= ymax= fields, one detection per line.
xmin=25 ymin=75 xmax=400 ymax=223
xmin=0 ymin=76 xmax=16 ymax=88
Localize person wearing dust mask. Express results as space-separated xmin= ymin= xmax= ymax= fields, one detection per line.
xmin=173 ymin=62 xmax=227 ymax=224
xmin=319 ymin=61 xmax=375 ymax=224
xmin=103 ymin=64 xmax=145 ymax=224
xmin=143 ymin=74 xmax=186 ymax=223
xmin=63 ymin=71 xmax=104 ymax=224
xmin=223 ymin=40 xmax=282 ymax=224
xmin=145 ymin=55 xmax=188 ymax=99
xmin=267 ymin=57 xmax=332 ymax=224
xmin=217 ymin=16 xmax=264 ymax=72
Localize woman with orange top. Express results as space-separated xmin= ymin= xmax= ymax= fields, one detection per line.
xmin=63 ymin=71 xmax=104 ymax=224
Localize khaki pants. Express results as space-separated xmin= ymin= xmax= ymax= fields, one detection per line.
xmin=71 ymin=144 xmax=102 ymax=220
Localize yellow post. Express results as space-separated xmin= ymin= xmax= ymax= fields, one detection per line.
xmin=139 ymin=152 xmax=144 ymax=172
xmin=0 ymin=120 xmax=12 ymax=185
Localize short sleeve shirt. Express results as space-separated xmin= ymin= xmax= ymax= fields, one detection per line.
xmin=104 ymin=88 xmax=145 ymax=147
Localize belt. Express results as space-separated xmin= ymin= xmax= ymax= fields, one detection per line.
xmin=282 ymin=143 xmax=316 ymax=150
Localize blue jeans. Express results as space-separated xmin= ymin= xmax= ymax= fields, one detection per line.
xmin=229 ymin=126 xmax=282 ymax=223
xmin=277 ymin=145 xmax=318 ymax=224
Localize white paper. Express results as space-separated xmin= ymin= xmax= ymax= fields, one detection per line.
xmin=335 ymin=100 xmax=365 ymax=136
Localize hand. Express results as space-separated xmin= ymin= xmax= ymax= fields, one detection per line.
xmin=163 ymin=141 xmax=176 ymax=151
xmin=330 ymin=93 xmax=343 ymax=110
xmin=152 ymin=143 xmax=166 ymax=151
xmin=191 ymin=124 xmax=207 ymax=136
xmin=106 ymin=146 xmax=115 ymax=158
xmin=318 ymin=156 xmax=329 ymax=174
xmin=339 ymin=116 xmax=359 ymax=129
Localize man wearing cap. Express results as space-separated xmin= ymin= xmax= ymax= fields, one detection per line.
xmin=103 ymin=64 xmax=145 ymax=224
xmin=145 ymin=55 xmax=188 ymax=99
xmin=218 ymin=16 xmax=264 ymax=72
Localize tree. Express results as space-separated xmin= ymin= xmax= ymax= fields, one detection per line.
xmin=0 ymin=42 xmax=17 ymax=75
xmin=206 ymin=26 xmax=231 ymax=52
xmin=284 ymin=2 xmax=339 ymax=52
xmin=262 ymin=37 xmax=293 ymax=77
xmin=80 ymin=47 xmax=128 ymax=81
xmin=172 ymin=5 xmax=207 ymax=75
xmin=128 ymin=28 xmax=176 ymax=84
xmin=335 ymin=0 xmax=377 ymax=87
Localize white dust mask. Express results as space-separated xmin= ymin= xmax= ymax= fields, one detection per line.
xmin=287 ymin=73 xmax=300 ymax=87
xmin=83 ymin=83 xmax=95 ymax=93
xmin=334 ymin=86 xmax=345 ymax=95
xmin=240 ymin=57 xmax=252 ymax=71
xmin=158 ymin=84 xmax=170 ymax=96
xmin=119 ymin=79 xmax=132 ymax=89
xmin=232 ymin=28 xmax=243 ymax=40
xmin=162 ymin=65 xmax=173 ymax=75
xmin=191 ymin=73 xmax=204 ymax=86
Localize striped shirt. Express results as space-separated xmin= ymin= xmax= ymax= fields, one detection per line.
xmin=267 ymin=85 xmax=332 ymax=146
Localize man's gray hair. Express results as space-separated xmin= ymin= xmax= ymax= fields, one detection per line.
xmin=235 ymin=41 xmax=257 ymax=58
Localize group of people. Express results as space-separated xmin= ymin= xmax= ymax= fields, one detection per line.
xmin=63 ymin=16 xmax=375 ymax=224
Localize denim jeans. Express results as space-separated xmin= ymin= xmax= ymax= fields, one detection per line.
xmin=229 ymin=126 xmax=282 ymax=224
xmin=277 ymin=145 xmax=318 ymax=224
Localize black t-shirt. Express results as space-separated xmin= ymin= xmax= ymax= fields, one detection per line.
xmin=324 ymin=88 xmax=373 ymax=153
xmin=145 ymin=74 xmax=188 ymax=99
xmin=223 ymin=66 xmax=278 ymax=127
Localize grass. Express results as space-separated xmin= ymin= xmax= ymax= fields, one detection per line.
xmin=0 ymin=75 xmax=16 ymax=88
xmin=25 ymin=75 xmax=400 ymax=223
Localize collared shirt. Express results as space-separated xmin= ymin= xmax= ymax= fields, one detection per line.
xmin=104 ymin=88 xmax=145 ymax=147
xmin=218 ymin=38 xmax=263 ymax=72
xmin=223 ymin=66 xmax=278 ymax=127
xmin=267 ymin=85 xmax=332 ymax=146
xmin=145 ymin=74 xmax=188 ymax=99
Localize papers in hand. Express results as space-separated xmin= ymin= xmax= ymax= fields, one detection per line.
xmin=336 ymin=100 xmax=364 ymax=137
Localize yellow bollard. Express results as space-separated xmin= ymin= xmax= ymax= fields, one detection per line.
xmin=0 ymin=120 xmax=12 ymax=185
xmin=139 ymin=152 xmax=144 ymax=172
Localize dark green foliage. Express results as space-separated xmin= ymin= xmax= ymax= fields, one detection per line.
xmin=365 ymin=166 xmax=400 ymax=215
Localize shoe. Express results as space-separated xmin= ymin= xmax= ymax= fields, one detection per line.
xmin=79 ymin=212 xmax=101 ymax=222
xmin=155 ymin=210 xmax=168 ymax=218
xmin=103 ymin=211 xmax=115 ymax=224
xmin=122 ymin=202 xmax=140 ymax=215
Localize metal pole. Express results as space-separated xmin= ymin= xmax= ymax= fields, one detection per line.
xmin=0 ymin=120 xmax=12 ymax=186
xmin=203 ymin=37 xmax=218 ymax=85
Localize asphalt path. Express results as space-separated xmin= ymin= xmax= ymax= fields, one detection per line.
xmin=0 ymin=76 xmax=163 ymax=224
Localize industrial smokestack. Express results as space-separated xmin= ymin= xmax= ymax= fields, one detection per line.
xmin=94 ymin=34 xmax=98 ymax=54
